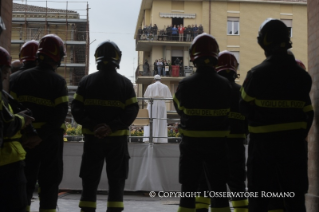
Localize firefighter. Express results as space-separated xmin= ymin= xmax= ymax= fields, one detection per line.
xmin=0 ymin=47 xmax=35 ymax=212
xmin=71 ymin=41 xmax=139 ymax=212
xmin=174 ymin=33 xmax=232 ymax=212
xmin=10 ymin=40 xmax=39 ymax=91
xmin=10 ymin=34 xmax=69 ymax=212
xmin=195 ymin=51 xmax=248 ymax=212
xmin=240 ymin=18 xmax=313 ymax=212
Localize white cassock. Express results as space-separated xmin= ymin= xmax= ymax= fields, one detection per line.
xmin=143 ymin=81 xmax=172 ymax=143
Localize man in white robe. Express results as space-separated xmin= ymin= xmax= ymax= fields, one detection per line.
xmin=143 ymin=75 xmax=172 ymax=143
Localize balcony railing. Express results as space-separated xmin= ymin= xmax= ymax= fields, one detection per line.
xmin=135 ymin=64 xmax=195 ymax=79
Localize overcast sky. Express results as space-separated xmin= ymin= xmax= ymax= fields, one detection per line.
xmin=15 ymin=0 xmax=142 ymax=82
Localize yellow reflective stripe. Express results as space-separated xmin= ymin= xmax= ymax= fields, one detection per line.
xmin=82 ymin=128 xmax=129 ymax=137
xmin=179 ymin=128 xmax=230 ymax=138
xmin=195 ymin=196 xmax=211 ymax=205
xmin=39 ymin=209 xmax=56 ymax=212
xmin=174 ymin=95 xmax=230 ymax=116
xmin=240 ymin=87 xmax=255 ymax=102
xmin=228 ymin=134 xmax=246 ymax=139
xmin=177 ymin=206 xmax=195 ymax=212
xmin=55 ymin=96 xmax=69 ymax=106
xmin=303 ymin=105 xmax=313 ymax=112
xmin=61 ymin=123 xmax=66 ymax=131
xmin=26 ymin=205 xmax=30 ymax=212
xmin=249 ymin=122 xmax=307 ymax=133
xmin=18 ymin=95 xmax=54 ymax=107
xmin=10 ymin=91 xmax=17 ymax=100
xmin=125 ymin=97 xmax=138 ymax=106
xmin=79 ymin=201 xmax=96 ymax=208
xmin=196 ymin=203 xmax=210 ymax=209
xmin=0 ymin=141 xmax=26 ymax=166
xmin=231 ymin=199 xmax=248 ymax=207
xmin=229 ymin=112 xmax=245 ymax=120
xmin=84 ymin=99 xmax=125 ymax=109
xmin=255 ymin=99 xmax=305 ymax=109
xmin=234 ymin=208 xmax=248 ymax=212
xmin=107 ymin=201 xmax=124 ymax=208
xmin=15 ymin=114 xmax=25 ymax=130
xmin=268 ymin=210 xmax=284 ymax=212
xmin=33 ymin=122 xmax=46 ymax=129
xmin=210 ymin=207 xmax=231 ymax=212
xmin=74 ymin=93 xmax=84 ymax=102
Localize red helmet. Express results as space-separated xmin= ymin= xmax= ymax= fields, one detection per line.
xmin=37 ymin=34 xmax=66 ymax=65
xmin=296 ymin=59 xmax=306 ymax=70
xmin=0 ymin=47 xmax=12 ymax=67
xmin=216 ymin=50 xmax=238 ymax=74
xmin=19 ymin=40 xmax=39 ymax=62
xmin=189 ymin=33 xmax=219 ymax=64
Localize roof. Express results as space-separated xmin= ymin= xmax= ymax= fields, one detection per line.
xmin=13 ymin=3 xmax=77 ymax=13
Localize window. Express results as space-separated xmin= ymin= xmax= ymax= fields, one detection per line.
xmin=281 ymin=19 xmax=292 ymax=37
xmin=227 ymin=17 xmax=239 ymax=35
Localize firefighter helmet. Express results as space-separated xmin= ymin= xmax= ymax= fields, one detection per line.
xmin=296 ymin=59 xmax=306 ymax=70
xmin=189 ymin=33 xmax=219 ymax=64
xmin=216 ymin=50 xmax=238 ymax=74
xmin=37 ymin=34 xmax=66 ymax=65
xmin=95 ymin=41 xmax=122 ymax=69
xmin=0 ymin=47 xmax=12 ymax=67
xmin=257 ymin=18 xmax=292 ymax=51
xmin=19 ymin=40 xmax=39 ymax=63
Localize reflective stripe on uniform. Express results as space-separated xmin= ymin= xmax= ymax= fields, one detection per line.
xmin=173 ymin=95 xmax=230 ymax=117
xmin=125 ymin=97 xmax=138 ymax=106
xmin=0 ymin=141 xmax=26 ymax=166
xmin=10 ymin=91 xmax=17 ymax=100
xmin=196 ymin=203 xmax=210 ymax=209
xmin=15 ymin=114 xmax=25 ymax=130
xmin=248 ymin=122 xmax=307 ymax=133
xmin=210 ymin=207 xmax=231 ymax=212
xmin=303 ymin=105 xmax=314 ymax=112
xmin=82 ymin=128 xmax=129 ymax=137
xmin=26 ymin=205 xmax=30 ymax=212
xmin=179 ymin=129 xmax=230 ymax=138
xmin=18 ymin=95 xmax=54 ymax=107
xmin=195 ymin=196 xmax=211 ymax=205
xmin=228 ymin=134 xmax=246 ymax=139
xmin=39 ymin=209 xmax=56 ymax=212
xmin=33 ymin=122 xmax=66 ymax=131
xmin=74 ymin=93 xmax=84 ymax=102
xmin=55 ymin=96 xmax=69 ymax=106
xmin=231 ymin=199 xmax=248 ymax=207
xmin=79 ymin=201 xmax=96 ymax=208
xmin=107 ymin=201 xmax=124 ymax=208
xmin=228 ymin=112 xmax=245 ymax=120
xmin=177 ymin=206 xmax=195 ymax=212
xmin=240 ymin=87 xmax=255 ymax=102
xmin=233 ymin=208 xmax=248 ymax=212
xmin=255 ymin=99 xmax=305 ymax=109
xmin=84 ymin=99 xmax=125 ymax=109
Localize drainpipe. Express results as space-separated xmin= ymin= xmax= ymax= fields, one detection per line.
xmin=209 ymin=0 xmax=211 ymax=34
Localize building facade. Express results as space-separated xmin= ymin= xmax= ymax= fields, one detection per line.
xmin=0 ymin=0 xmax=13 ymax=51
xmin=11 ymin=2 xmax=90 ymax=86
xmin=134 ymin=0 xmax=307 ymax=116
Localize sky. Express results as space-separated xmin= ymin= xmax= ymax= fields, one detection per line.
xmin=14 ymin=0 xmax=142 ymax=82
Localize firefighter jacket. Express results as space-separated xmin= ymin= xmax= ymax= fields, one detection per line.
xmin=9 ymin=62 xmax=36 ymax=92
xmin=71 ymin=69 xmax=139 ymax=137
xmin=240 ymin=54 xmax=313 ymax=139
xmin=10 ymin=63 xmax=69 ymax=141
xmin=228 ymin=81 xmax=247 ymax=139
xmin=0 ymin=91 xmax=26 ymax=166
xmin=173 ymin=67 xmax=232 ymax=138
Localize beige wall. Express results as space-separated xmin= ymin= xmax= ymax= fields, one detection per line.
xmin=184 ymin=2 xmax=202 ymax=26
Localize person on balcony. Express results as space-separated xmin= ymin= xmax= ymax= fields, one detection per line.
xmin=172 ymin=25 xmax=178 ymax=41
xmin=157 ymin=59 xmax=164 ymax=76
xmin=153 ymin=59 xmax=158 ymax=75
xmin=166 ymin=24 xmax=172 ymax=41
xmin=138 ymin=26 xmax=143 ymax=40
xmin=152 ymin=24 xmax=158 ymax=40
xmin=193 ymin=24 xmax=199 ymax=40
xmin=186 ymin=25 xmax=192 ymax=42
xmin=143 ymin=60 xmax=150 ymax=76
xmin=179 ymin=24 xmax=185 ymax=42
xmin=143 ymin=75 xmax=172 ymax=143
xmin=198 ymin=24 xmax=204 ymax=34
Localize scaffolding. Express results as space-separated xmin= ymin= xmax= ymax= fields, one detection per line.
xmin=11 ymin=0 xmax=90 ymax=85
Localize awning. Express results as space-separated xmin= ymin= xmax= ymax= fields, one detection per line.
xmin=159 ymin=13 xmax=196 ymax=19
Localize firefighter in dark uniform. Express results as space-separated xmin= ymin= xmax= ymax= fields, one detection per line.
xmin=0 ymin=47 xmax=35 ymax=212
xmin=195 ymin=51 xmax=248 ymax=212
xmin=174 ymin=33 xmax=232 ymax=212
xmin=240 ymin=18 xmax=314 ymax=212
xmin=10 ymin=40 xmax=39 ymax=91
xmin=10 ymin=34 xmax=69 ymax=212
xmin=71 ymin=41 xmax=139 ymax=212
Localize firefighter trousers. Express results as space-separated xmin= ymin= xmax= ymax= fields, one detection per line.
xmin=25 ymin=131 xmax=64 ymax=211
xmin=247 ymin=134 xmax=308 ymax=212
xmin=79 ymin=136 xmax=129 ymax=212
xmin=0 ymin=161 xmax=27 ymax=212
